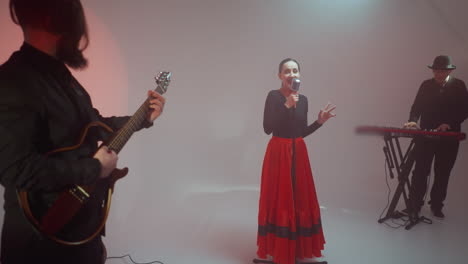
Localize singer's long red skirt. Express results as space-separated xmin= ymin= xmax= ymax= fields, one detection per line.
xmin=257 ymin=136 xmax=325 ymax=264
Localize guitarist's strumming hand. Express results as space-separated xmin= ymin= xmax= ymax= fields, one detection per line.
xmin=147 ymin=90 xmax=166 ymax=123
xmin=94 ymin=146 xmax=118 ymax=179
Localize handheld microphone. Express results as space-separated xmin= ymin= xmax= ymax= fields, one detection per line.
xmin=291 ymin=78 xmax=300 ymax=92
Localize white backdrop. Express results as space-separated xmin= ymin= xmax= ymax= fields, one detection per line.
xmin=1 ymin=0 xmax=467 ymax=263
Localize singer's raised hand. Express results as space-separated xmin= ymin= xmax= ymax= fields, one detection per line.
xmin=317 ymin=102 xmax=336 ymax=124
xmin=284 ymin=92 xmax=299 ymax=108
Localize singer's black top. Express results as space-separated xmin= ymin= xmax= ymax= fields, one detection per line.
xmin=263 ymin=90 xmax=321 ymax=138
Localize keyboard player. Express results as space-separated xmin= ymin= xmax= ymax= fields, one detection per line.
xmin=403 ymin=55 xmax=468 ymax=219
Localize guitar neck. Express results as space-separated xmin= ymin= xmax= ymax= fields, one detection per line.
xmin=106 ymin=71 xmax=171 ymax=154
xmin=107 ymin=98 xmax=151 ymax=154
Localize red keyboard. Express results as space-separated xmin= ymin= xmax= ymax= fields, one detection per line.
xmin=356 ymin=126 xmax=466 ymax=141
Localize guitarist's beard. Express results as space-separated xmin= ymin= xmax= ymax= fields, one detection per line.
xmin=56 ymin=35 xmax=88 ymax=70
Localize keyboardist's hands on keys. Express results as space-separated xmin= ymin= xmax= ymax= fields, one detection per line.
xmin=403 ymin=121 xmax=421 ymax=130
xmin=436 ymin=123 xmax=451 ymax=132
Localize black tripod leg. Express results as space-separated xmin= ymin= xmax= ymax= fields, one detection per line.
xmin=379 ymin=136 xmax=408 ymax=223
xmin=378 ymin=179 xmax=407 ymax=223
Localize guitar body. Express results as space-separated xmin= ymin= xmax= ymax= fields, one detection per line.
xmin=17 ymin=122 xmax=128 ymax=245
xmin=17 ymin=71 xmax=171 ymax=245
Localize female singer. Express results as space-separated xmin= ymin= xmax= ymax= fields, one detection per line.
xmin=256 ymin=58 xmax=336 ymax=264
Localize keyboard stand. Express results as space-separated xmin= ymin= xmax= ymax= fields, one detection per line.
xmin=377 ymin=134 xmax=432 ymax=230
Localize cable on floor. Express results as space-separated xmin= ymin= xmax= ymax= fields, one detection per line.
xmin=107 ymin=254 xmax=164 ymax=264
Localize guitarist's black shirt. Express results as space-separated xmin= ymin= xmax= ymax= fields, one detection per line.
xmin=0 ymin=43 xmax=145 ymax=263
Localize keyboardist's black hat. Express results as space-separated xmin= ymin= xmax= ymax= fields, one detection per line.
xmin=428 ymin=55 xmax=456 ymax=70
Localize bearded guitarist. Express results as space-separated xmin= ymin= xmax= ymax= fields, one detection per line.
xmin=0 ymin=1 xmax=166 ymax=263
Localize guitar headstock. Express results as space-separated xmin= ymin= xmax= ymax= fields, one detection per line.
xmin=154 ymin=71 xmax=172 ymax=95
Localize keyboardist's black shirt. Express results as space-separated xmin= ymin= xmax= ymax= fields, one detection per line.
xmin=409 ymin=77 xmax=468 ymax=132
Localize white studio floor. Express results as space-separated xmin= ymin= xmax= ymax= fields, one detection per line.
xmin=103 ymin=180 xmax=468 ymax=264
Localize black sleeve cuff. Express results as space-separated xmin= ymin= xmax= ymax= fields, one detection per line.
xmin=141 ymin=119 xmax=153 ymax=129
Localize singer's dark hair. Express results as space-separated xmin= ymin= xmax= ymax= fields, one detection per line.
xmin=278 ymin=58 xmax=301 ymax=73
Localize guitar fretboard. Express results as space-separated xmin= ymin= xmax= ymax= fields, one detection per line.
xmin=108 ymin=99 xmax=151 ymax=154
xmin=107 ymin=71 xmax=171 ymax=153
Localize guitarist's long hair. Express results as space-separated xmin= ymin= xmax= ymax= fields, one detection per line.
xmin=10 ymin=0 xmax=90 ymax=70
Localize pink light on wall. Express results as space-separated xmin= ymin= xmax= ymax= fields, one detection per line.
xmin=0 ymin=6 xmax=128 ymax=116
xmin=0 ymin=5 xmax=23 ymax=64
xmin=72 ymin=8 xmax=129 ymax=116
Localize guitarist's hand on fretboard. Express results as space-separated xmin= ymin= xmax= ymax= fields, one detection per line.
xmin=146 ymin=90 xmax=166 ymax=123
xmin=94 ymin=146 xmax=118 ymax=179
